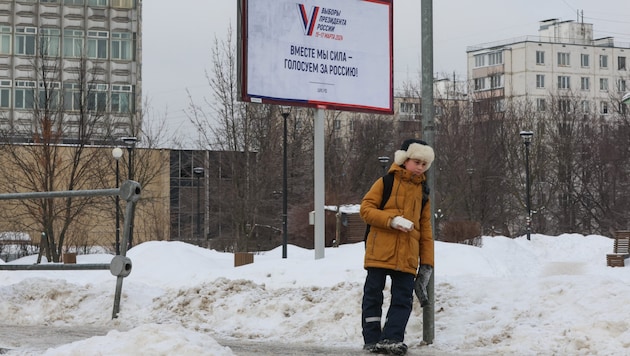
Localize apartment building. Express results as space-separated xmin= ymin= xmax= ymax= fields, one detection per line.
xmin=0 ymin=0 xmax=141 ymax=142
xmin=467 ymin=19 xmax=629 ymax=116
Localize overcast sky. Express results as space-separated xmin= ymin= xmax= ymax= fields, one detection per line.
xmin=142 ymin=0 xmax=630 ymax=146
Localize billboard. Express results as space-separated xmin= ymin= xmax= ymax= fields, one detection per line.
xmin=238 ymin=0 xmax=393 ymax=114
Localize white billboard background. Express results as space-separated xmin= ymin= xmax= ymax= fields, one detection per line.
xmin=245 ymin=0 xmax=392 ymax=113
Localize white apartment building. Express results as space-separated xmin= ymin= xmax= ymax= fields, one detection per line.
xmin=467 ymin=19 xmax=629 ymax=116
xmin=0 ymin=0 xmax=141 ymax=143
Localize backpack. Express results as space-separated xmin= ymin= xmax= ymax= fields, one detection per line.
xmin=364 ymin=172 xmax=429 ymax=242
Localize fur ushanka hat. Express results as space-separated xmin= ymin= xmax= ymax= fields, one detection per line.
xmin=394 ymin=139 xmax=435 ymax=168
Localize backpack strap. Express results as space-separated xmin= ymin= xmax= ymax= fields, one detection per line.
xmin=379 ymin=172 xmax=394 ymax=209
xmin=421 ymin=180 xmax=429 ymax=212
xmin=364 ymin=172 xmax=395 ymax=242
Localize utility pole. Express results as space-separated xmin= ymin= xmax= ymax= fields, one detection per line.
xmin=421 ymin=0 xmax=435 ymax=345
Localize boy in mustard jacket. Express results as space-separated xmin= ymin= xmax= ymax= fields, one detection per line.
xmin=360 ymin=139 xmax=435 ymax=355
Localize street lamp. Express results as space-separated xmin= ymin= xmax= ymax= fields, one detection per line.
xmin=193 ymin=167 xmax=205 ymax=245
xmin=466 ymin=168 xmax=475 ymax=220
xmin=280 ymin=106 xmax=290 ymax=259
xmin=121 ymin=136 xmax=137 ymax=249
xmin=121 ymin=136 xmax=137 ymax=180
xmin=520 ymin=130 xmax=534 ymax=241
xmin=378 ymin=156 xmax=390 ymax=175
xmin=112 ymin=147 xmax=123 ymax=255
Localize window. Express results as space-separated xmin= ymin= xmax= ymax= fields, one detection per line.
xmin=63 ymin=83 xmax=81 ymax=111
xmin=581 ymin=100 xmax=590 ymax=113
xmin=0 ymin=80 xmax=10 ymax=108
xmin=63 ymin=29 xmax=84 ymax=58
xmin=112 ymin=0 xmax=135 ymax=8
xmin=87 ymin=83 xmax=107 ymax=112
xmin=111 ymin=32 xmax=133 ymax=60
xmin=536 ymin=74 xmax=545 ymax=88
xmin=600 ymin=78 xmax=609 ymax=91
xmin=581 ymin=54 xmax=589 ymax=67
xmin=14 ymin=81 xmax=35 ymax=109
xmin=64 ymin=0 xmax=85 ymax=5
xmin=434 ymin=106 xmax=443 ymax=116
xmin=40 ymin=28 xmax=60 ymax=57
xmin=619 ymin=56 xmax=627 ymax=71
xmin=474 ymin=54 xmax=485 ymax=68
xmin=600 ymin=101 xmax=609 ymax=115
xmin=0 ymin=26 xmax=11 ymax=55
xmin=618 ymin=79 xmax=627 ymax=92
xmin=399 ymin=102 xmax=418 ymax=114
xmin=536 ymin=98 xmax=546 ymax=112
xmin=38 ymin=82 xmax=60 ymax=110
xmin=488 ymin=51 xmax=502 ymax=66
xmin=15 ymin=27 xmax=37 ymax=56
xmin=111 ymin=84 xmax=134 ymax=113
xmin=333 ymin=119 xmax=340 ymax=131
xmin=536 ymin=51 xmax=545 ymax=65
xmin=558 ymin=52 xmax=570 ymax=66
xmin=474 ymin=51 xmax=503 ymax=68
xmin=87 ymin=31 xmax=108 ymax=59
xmin=581 ymin=77 xmax=589 ymax=90
xmin=88 ymin=0 xmax=108 ymax=6
xmin=558 ymin=76 xmax=570 ymax=89
xmin=474 ymin=77 xmax=486 ymax=91
xmin=559 ymin=99 xmax=571 ymax=112
xmin=600 ymin=55 xmax=608 ymax=68
xmin=489 ymin=74 xmax=503 ymax=88
xmin=494 ymin=99 xmax=505 ymax=112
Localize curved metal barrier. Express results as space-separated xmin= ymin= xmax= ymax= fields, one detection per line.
xmin=0 ymin=180 xmax=141 ymax=319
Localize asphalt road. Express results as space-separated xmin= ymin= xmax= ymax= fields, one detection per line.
xmin=0 ymin=325 xmax=453 ymax=355
xmin=217 ymin=338 xmax=451 ymax=355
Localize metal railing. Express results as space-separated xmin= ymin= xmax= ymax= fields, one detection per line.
xmin=0 ymin=180 xmax=141 ymax=319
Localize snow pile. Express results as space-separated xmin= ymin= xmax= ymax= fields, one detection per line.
xmin=1 ymin=234 xmax=629 ymax=355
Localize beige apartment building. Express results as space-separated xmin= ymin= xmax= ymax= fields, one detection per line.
xmin=467 ymin=19 xmax=629 ymax=116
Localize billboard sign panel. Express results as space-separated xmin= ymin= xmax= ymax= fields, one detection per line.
xmin=239 ymin=0 xmax=393 ymax=114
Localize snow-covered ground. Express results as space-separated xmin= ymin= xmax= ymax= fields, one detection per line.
xmin=1 ymin=233 xmax=629 ymax=355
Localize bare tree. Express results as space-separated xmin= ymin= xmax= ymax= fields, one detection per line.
xmin=187 ymin=25 xmax=300 ymax=252
xmin=0 ymin=47 xmax=114 ymax=262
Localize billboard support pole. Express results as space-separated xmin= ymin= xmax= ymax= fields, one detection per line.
xmin=314 ymin=108 xmax=325 ymax=259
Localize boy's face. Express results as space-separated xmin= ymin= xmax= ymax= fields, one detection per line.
xmin=404 ymin=158 xmax=429 ymax=176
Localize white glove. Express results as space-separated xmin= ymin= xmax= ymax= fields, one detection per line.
xmin=391 ymin=216 xmax=414 ymax=231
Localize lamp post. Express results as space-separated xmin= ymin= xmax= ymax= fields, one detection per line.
xmin=466 ymin=168 xmax=474 ymax=220
xmin=121 ymin=136 xmax=137 ymax=249
xmin=378 ymin=156 xmax=390 ymax=175
xmin=520 ymin=130 xmax=534 ymax=240
xmin=112 ymin=147 xmax=123 ymax=255
xmin=121 ymin=136 xmax=137 ymax=180
xmin=193 ymin=167 xmax=204 ymax=245
xmin=281 ymin=106 xmax=290 ymax=259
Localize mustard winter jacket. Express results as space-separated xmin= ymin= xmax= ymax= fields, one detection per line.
xmin=360 ymin=163 xmax=434 ymax=275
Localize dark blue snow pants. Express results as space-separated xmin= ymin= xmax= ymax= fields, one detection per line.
xmin=361 ymin=267 xmax=415 ymax=345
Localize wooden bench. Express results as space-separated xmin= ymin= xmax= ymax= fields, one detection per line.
xmin=606 ymin=231 xmax=630 ymax=267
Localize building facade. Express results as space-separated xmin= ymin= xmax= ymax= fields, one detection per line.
xmin=467 ymin=19 xmax=629 ymax=116
xmin=0 ymin=0 xmax=141 ymax=142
